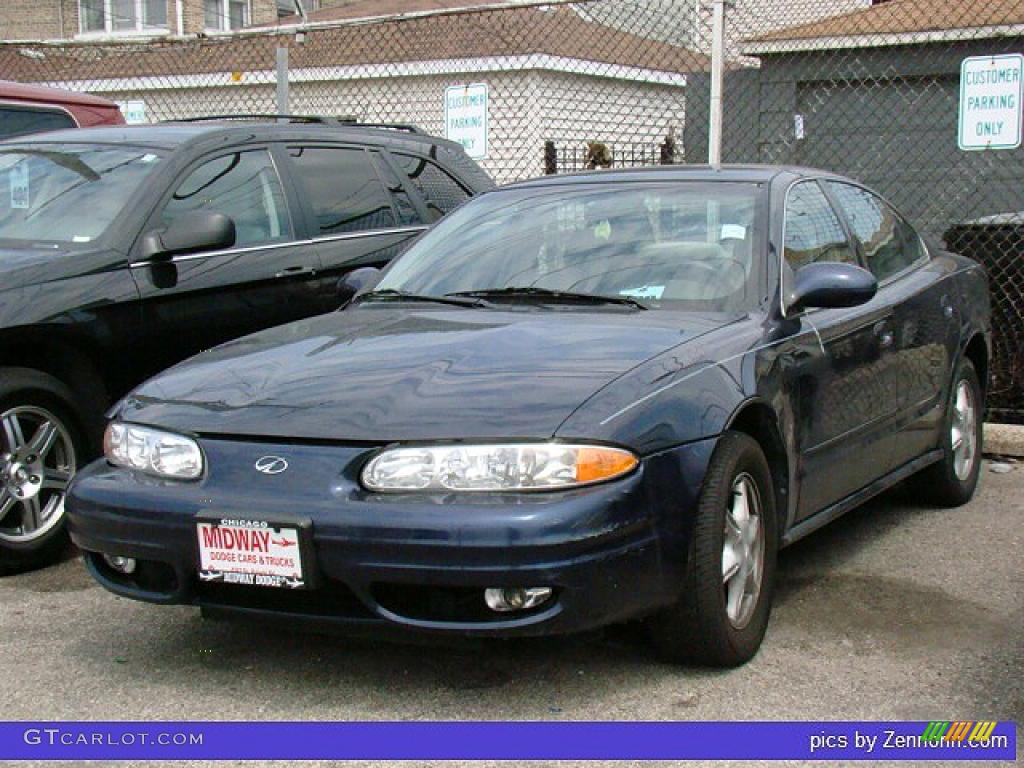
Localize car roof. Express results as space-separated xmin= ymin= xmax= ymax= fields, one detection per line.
xmin=0 ymin=120 xmax=463 ymax=152
xmin=0 ymin=79 xmax=121 ymax=109
xmin=504 ymin=164 xmax=850 ymax=189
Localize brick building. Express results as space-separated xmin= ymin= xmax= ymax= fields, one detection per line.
xmin=0 ymin=0 xmax=284 ymax=40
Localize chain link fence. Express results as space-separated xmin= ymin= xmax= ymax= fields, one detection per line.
xmin=2 ymin=0 xmax=1023 ymax=421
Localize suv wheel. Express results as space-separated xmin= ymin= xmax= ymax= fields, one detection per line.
xmin=0 ymin=368 xmax=83 ymax=575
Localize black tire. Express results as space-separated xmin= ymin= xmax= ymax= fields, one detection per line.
xmin=908 ymin=359 xmax=983 ymax=508
xmin=648 ymin=432 xmax=778 ymax=667
xmin=0 ymin=368 xmax=86 ymax=576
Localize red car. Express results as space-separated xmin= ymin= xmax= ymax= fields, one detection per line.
xmin=0 ymin=81 xmax=125 ymax=141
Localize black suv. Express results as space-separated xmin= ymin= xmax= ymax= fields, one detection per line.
xmin=0 ymin=117 xmax=493 ymax=573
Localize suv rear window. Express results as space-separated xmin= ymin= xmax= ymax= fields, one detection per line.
xmin=393 ymin=153 xmax=470 ymax=222
xmin=0 ymin=106 xmax=76 ymax=141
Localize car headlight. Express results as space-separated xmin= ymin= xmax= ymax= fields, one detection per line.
xmin=361 ymin=443 xmax=638 ymax=492
xmin=103 ymin=422 xmax=204 ymax=480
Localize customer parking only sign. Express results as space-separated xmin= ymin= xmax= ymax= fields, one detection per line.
xmin=445 ymin=83 xmax=488 ymax=160
xmin=958 ymin=54 xmax=1024 ymax=150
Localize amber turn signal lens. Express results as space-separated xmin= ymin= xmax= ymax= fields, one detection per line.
xmin=575 ymin=446 xmax=639 ymax=484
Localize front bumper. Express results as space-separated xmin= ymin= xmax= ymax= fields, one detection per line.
xmin=67 ymin=436 xmax=716 ymax=637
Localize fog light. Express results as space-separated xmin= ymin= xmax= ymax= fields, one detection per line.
xmin=484 ymin=587 xmax=553 ymax=612
xmin=102 ymin=554 xmax=137 ymax=575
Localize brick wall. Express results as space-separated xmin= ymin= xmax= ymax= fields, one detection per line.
xmin=0 ymin=0 xmax=79 ymax=40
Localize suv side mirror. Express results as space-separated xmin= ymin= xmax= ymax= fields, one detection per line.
xmin=787 ymin=262 xmax=877 ymax=313
xmin=140 ymin=211 xmax=235 ymax=260
xmin=337 ymin=267 xmax=382 ymax=303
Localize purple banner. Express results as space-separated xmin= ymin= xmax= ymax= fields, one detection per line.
xmin=0 ymin=721 xmax=1016 ymax=761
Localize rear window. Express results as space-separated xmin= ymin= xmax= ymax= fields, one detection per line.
xmin=0 ymin=106 xmax=76 ymax=141
xmin=393 ymin=153 xmax=470 ymax=222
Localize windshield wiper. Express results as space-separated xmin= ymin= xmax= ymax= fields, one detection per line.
xmin=353 ymin=288 xmax=490 ymax=308
xmin=447 ymin=286 xmax=648 ymax=310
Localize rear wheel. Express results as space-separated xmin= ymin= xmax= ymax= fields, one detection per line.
xmin=648 ymin=432 xmax=777 ymax=667
xmin=909 ymin=358 xmax=983 ymax=507
xmin=0 ymin=369 xmax=83 ymax=576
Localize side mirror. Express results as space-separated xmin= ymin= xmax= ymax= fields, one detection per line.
xmin=140 ymin=211 xmax=235 ymax=260
xmin=787 ymin=262 xmax=877 ymax=313
xmin=337 ymin=267 xmax=382 ymax=303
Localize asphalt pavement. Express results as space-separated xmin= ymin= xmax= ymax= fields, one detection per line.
xmin=1 ymin=460 xmax=1021 ymax=768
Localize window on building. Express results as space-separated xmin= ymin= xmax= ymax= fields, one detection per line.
xmin=79 ymin=0 xmax=167 ymax=34
xmin=205 ymin=0 xmax=251 ymax=30
xmin=276 ymin=0 xmax=320 ymax=16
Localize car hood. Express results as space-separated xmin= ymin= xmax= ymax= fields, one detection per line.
xmin=119 ymin=306 xmax=732 ymax=442
xmin=0 ymin=244 xmax=107 ymax=291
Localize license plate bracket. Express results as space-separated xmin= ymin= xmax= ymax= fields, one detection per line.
xmin=195 ymin=512 xmax=315 ymax=589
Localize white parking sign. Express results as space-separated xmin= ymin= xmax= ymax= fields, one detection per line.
xmin=958 ymin=54 xmax=1024 ymax=150
xmin=445 ymin=84 xmax=488 ymax=160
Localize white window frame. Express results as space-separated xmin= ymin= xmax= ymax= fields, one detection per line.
xmin=78 ymin=0 xmax=168 ymax=36
xmin=205 ymin=0 xmax=252 ymax=31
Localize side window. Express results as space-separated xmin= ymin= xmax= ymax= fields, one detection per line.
xmin=161 ymin=150 xmax=291 ymax=247
xmin=371 ymin=153 xmax=419 ymax=226
xmin=393 ymin=153 xmax=470 ymax=222
xmin=288 ymin=146 xmax=396 ymax=235
xmin=783 ymin=181 xmax=856 ymax=274
xmin=0 ymin=106 xmax=75 ymax=141
xmin=827 ymin=182 xmax=924 ymax=281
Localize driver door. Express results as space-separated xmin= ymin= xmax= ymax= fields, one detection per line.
xmin=130 ymin=146 xmax=320 ymax=378
xmin=781 ymin=181 xmax=898 ymax=520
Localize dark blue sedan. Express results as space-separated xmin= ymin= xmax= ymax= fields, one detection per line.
xmin=66 ymin=165 xmax=990 ymax=666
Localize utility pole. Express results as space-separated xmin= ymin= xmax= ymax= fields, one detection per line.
xmin=707 ymin=0 xmax=732 ymax=167
xmin=276 ymin=47 xmax=289 ymax=116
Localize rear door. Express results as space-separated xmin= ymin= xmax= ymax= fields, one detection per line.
xmin=131 ymin=145 xmax=321 ymax=374
xmin=781 ymin=180 xmax=898 ymax=520
xmin=826 ymin=181 xmax=954 ymax=470
xmin=282 ymin=144 xmax=428 ymax=310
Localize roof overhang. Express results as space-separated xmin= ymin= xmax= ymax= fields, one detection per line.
xmin=742 ymin=23 xmax=1024 ymax=56
xmin=34 ymin=54 xmax=687 ymax=93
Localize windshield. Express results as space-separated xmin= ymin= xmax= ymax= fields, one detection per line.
xmin=377 ymin=181 xmax=765 ymax=312
xmin=0 ymin=144 xmax=164 ymax=245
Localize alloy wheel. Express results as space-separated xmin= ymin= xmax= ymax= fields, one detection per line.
xmin=0 ymin=406 xmax=75 ymax=543
xmin=951 ymin=379 xmax=978 ymax=482
xmin=722 ymin=472 xmax=765 ymax=629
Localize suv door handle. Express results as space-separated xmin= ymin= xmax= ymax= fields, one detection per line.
xmin=873 ymin=320 xmax=894 ymax=348
xmin=275 ymin=266 xmax=316 ymax=279
xmin=940 ymin=293 xmax=957 ymax=319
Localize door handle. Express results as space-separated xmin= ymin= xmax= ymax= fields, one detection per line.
xmin=873 ymin=320 xmax=894 ymax=348
xmin=940 ymin=294 xmax=957 ymax=319
xmin=274 ymin=265 xmax=316 ymax=279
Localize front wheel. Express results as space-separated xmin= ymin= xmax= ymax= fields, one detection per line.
xmin=0 ymin=369 xmax=83 ymax=575
xmin=648 ymin=431 xmax=778 ymax=667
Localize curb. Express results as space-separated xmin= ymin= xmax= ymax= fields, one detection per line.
xmin=983 ymin=422 xmax=1024 ymax=458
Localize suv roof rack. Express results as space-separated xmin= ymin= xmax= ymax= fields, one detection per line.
xmin=168 ymin=114 xmax=329 ymax=124
xmin=164 ymin=114 xmax=424 ymax=133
